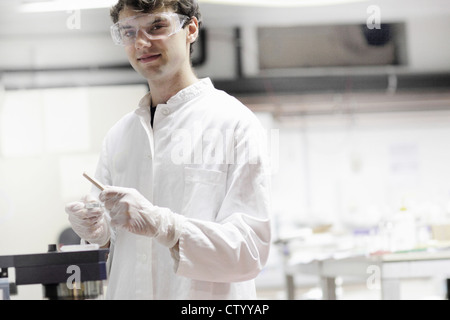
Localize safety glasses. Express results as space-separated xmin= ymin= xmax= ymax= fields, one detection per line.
xmin=110 ymin=12 xmax=190 ymax=46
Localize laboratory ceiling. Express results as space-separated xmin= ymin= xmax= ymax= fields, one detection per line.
xmin=1 ymin=0 xmax=449 ymax=37
xmin=1 ymin=0 xmax=449 ymax=91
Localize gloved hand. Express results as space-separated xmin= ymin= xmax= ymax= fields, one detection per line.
xmin=65 ymin=195 xmax=111 ymax=247
xmin=99 ymin=187 xmax=185 ymax=248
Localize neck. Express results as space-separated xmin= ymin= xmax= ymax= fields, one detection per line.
xmin=148 ymin=68 xmax=199 ymax=107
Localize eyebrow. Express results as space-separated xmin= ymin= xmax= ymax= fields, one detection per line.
xmin=118 ymin=14 xmax=172 ymax=30
xmin=119 ymin=25 xmax=134 ymax=32
xmin=146 ymin=17 xmax=169 ymax=25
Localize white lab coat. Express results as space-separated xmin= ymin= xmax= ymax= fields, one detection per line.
xmin=93 ymin=78 xmax=271 ymax=300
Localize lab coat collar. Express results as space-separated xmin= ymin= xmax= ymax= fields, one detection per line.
xmin=166 ymin=78 xmax=214 ymax=105
xmin=135 ymin=92 xmax=152 ymax=119
xmin=136 ymin=78 xmax=214 ymax=116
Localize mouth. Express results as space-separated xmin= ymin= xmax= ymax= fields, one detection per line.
xmin=137 ymin=54 xmax=161 ymax=64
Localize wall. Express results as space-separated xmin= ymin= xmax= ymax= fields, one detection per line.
xmin=270 ymin=110 xmax=450 ymax=232
xmin=256 ymin=105 xmax=450 ymax=294
xmin=0 ymin=85 xmax=148 ymax=255
xmin=406 ymin=15 xmax=450 ymax=72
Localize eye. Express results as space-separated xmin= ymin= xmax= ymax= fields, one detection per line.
xmin=152 ymin=23 xmax=164 ymax=30
xmin=150 ymin=22 xmax=169 ymax=31
xmin=145 ymin=17 xmax=171 ymax=33
xmin=121 ymin=28 xmax=136 ymax=38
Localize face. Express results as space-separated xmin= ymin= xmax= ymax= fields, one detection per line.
xmin=118 ymin=7 xmax=198 ymax=83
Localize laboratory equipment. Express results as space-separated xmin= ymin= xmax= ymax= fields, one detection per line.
xmin=0 ymin=244 xmax=108 ymax=300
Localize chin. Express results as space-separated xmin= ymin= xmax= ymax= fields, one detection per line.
xmin=130 ymin=62 xmax=159 ymax=79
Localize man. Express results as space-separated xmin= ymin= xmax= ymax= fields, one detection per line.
xmin=65 ymin=0 xmax=271 ymax=300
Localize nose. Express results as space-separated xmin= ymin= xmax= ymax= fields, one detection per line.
xmin=134 ymin=29 xmax=152 ymax=50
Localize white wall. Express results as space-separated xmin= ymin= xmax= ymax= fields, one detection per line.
xmin=269 ymin=109 xmax=450 ymax=233
xmin=406 ymin=15 xmax=450 ymax=72
xmin=256 ymin=106 xmax=450 ymax=293
xmin=0 ymin=85 xmax=148 ymax=256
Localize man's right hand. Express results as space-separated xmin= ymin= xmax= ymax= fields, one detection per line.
xmin=65 ymin=195 xmax=110 ymax=247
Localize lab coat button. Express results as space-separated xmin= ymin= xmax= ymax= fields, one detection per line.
xmin=161 ymin=107 xmax=171 ymax=116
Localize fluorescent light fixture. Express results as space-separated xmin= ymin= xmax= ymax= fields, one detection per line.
xmin=198 ymin=0 xmax=369 ymax=7
xmin=20 ymin=0 xmax=117 ymax=13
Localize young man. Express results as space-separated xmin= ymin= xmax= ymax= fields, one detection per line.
xmin=65 ymin=0 xmax=271 ymax=300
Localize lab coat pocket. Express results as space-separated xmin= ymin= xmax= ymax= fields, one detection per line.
xmin=182 ymin=167 xmax=227 ymax=220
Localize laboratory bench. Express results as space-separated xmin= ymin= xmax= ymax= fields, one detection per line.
xmin=283 ymin=249 xmax=450 ymax=300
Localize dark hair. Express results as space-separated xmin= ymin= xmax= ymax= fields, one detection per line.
xmin=110 ymin=0 xmax=201 ymax=27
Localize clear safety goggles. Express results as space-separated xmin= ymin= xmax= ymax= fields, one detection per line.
xmin=110 ymin=12 xmax=190 ymax=46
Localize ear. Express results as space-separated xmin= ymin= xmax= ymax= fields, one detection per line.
xmin=186 ymin=16 xmax=199 ymax=44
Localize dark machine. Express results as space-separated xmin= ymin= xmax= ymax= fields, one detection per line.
xmin=0 ymin=245 xmax=108 ymax=300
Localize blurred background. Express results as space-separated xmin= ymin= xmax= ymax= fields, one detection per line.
xmin=1 ymin=0 xmax=450 ymax=299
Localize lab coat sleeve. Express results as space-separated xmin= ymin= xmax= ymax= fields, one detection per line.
xmin=175 ymin=118 xmax=272 ymax=283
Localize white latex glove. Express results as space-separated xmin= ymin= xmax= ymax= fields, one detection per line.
xmin=65 ymin=195 xmax=111 ymax=247
xmin=99 ymin=187 xmax=185 ymax=248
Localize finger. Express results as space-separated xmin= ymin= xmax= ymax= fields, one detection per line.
xmin=99 ymin=187 xmax=121 ymax=202
xmin=67 ymin=203 xmax=100 ymax=221
xmin=102 ymin=197 xmax=116 ymax=211
xmin=69 ymin=211 xmax=102 ymax=230
xmin=110 ymin=214 xmax=128 ymax=228
xmin=99 ymin=189 xmax=123 ymax=210
xmin=109 ymin=201 xmax=130 ymax=227
xmin=108 ymin=201 xmax=123 ymax=220
xmin=68 ymin=210 xmax=89 ymax=225
xmin=81 ymin=194 xmax=100 ymax=203
xmin=84 ymin=208 xmax=104 ymax=219
xmin=65 ymin=202 xmax=85 ymax=215
xmin=111 ymin=213 xmax=128 ymax=228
